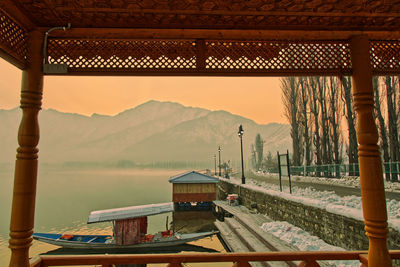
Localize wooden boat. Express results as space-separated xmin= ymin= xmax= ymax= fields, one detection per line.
xmin=33 ymin=202 xmax=218 ymax=249
xmin=32 ymin=231 xmax=217 ymax=249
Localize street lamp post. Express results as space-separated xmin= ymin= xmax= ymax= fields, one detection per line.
xmin=238 ymin=125 xmax=245 ymax=184
xmin=214 ymin=154 xmax=217 ymax=176
xmin=218 ymin=146 xmax=221 ymax=176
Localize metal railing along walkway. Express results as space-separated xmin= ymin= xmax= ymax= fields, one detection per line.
xmin=267 ymin=162 xmax=400 ymax=178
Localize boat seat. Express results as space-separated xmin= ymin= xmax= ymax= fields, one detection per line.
xmin=87 ymin=237 xmax=98 ymax=243
xmin=60 ymin=234 xmax=74 ymax=240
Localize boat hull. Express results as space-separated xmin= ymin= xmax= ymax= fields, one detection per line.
xmin=33 ymin=232 xmax=216 ymax=249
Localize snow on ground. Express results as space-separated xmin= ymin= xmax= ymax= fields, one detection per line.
xmin=261 ymin=221 xmax=359 ymax=267
xmin=255 ymin=171 xmax=400 ymax=192
xmin=221 ymin=175 xmax=400 ymax=232
xmin=220 ymin=174 xmax=400 ymax=265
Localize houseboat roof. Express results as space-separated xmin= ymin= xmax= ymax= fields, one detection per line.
xmin=169 ymin=171 xmax=219 ymax=184
xmin=87 ymin=202 xmax=174 ymax=224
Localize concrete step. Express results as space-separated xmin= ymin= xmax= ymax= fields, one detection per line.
xmin=214 ymin=201 xmax=333 ymax=267
xmin=215 ymin=219 xmax=268 ymax=267
xmin=214 ymin=201 xmax=298 ymax=252
xmin=216 ymin=217 xmax=290 ymax=267
xmin=214 ymin=220 xmax=248 ymax=252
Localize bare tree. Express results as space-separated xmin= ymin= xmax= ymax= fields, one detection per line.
xmin=317 ymin=77 xmax=331 ymax=168
xmin=255 ymin=134 xmax=264 ymax=170
xmin=308 ymin=77 xmax=322 ymax=172
xmin=327 ymin=77 xmax=343 ymax=176
xmin=281 ymin=77 xmax=302 ymax=166
xmin=340 ymin=76 xmax=358 ymax=176
xmin=250 ymin=144 xmax=257 ymax=170
xmin=373 ymin=76 xmax=390 ymax=181
xmin=262 ymin=151 xmax=275 ymax=169
xmin=385 ymin=76 xmax=400 ymax=181
xmin=299 ymin=77 xmax=312 ymax=167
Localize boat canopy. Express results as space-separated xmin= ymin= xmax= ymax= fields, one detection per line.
xmin=87 ymin=202 xmax=174 ymax=224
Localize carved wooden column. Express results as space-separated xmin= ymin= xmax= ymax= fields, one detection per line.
xmin=8 ymin=30 xmax=43 ymax=267
xmin=350 ymin=35 xmax=391 ymax=266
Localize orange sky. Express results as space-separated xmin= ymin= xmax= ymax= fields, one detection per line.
xmin=0 ymin=59 xmax=285 ymax=124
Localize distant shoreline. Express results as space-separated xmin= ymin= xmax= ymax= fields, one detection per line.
xmin=0 ymin=161 xmax=213 ymax=171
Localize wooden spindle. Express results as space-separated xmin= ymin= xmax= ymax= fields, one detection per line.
xmin=8 ymin=29 xmax=43 ymax=267
xmin=350 ymin=34 xmax=391 ymax=267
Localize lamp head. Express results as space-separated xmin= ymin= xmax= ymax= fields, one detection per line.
xmin=238 ymin=125 xmax=244 ymax=137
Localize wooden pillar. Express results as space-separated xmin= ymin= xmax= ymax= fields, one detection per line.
xmin=8 ymin=30 xmax=43 ymax=267
xmin=349 ymin=35 xmax=392 ymax=266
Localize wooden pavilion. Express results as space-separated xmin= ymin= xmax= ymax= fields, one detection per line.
xmin=1 ymin=1 xmax=400 ymax=266
xmin=169 ymin=171 xmax=219 ymax=204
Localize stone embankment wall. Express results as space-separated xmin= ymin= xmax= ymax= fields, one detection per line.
xmin=217 ymin=179 xmax=400 ymax=250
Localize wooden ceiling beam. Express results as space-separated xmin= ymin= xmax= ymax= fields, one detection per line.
xmin=51 ymin=7 xmax=400 ymax=18
xmin=0 ymin=48 xmax=25 ymax=69
xmin=43 ymin=28 xmax=400 ymax=41
xmin=0 ymin=0 xmax=36 ymax=31
xmin=44 ymin=69 xmax=354 ymax=77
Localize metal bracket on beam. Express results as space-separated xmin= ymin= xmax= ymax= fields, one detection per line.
xmin=43 ymin=23 xmax=70 ymax=74
xmin=43 ymin=63 xmax=68 ymax=74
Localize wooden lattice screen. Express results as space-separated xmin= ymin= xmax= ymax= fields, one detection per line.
xmin=47 ymin=38 xmax=356 ymax=76
xmin=46 ymin=38 xmax=400 ymax=76
xmin=205 ymin=40 xmax=351 ymax=75
xmin=0 ymin=21 xmax=398 ymax=76
xmin=370 ymin=40 xmax=400 ymax=75
xmin=47 ymin=39 xmax=197 ymax=74
xmin=0 ymin=9 xmax=27 ymax=68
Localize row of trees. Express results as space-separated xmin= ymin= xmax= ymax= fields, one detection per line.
xmin=281 ymin=76 xmax=400 ymax=181
xmin=373 ymin=76 xmax=400 ymax=181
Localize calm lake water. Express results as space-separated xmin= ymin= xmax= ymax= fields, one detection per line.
xmin=0 ymin=166 xmax=226 ymax=266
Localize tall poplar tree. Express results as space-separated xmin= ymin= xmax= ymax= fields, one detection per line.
xmin=308 ymin=77 xmax=322 ymax=171
xmin=385 ymin=76 xmax=400 ymax=181
xmin=281 ymin=77 xmax=302 ymax=166
xmin=255 ymin=134 xmax=264 ymax=170
xmin=373 ymin=76 xmax=390 ymax=181
xmin=328 ymin=77 xmax=343 ymax=176
xmin=250 ymin=144 xmax=257 ymax=170
xmin=317 ymin=77 xmax=330 ymax=166
xmin=341 ymin=76 xmax=358 ymax=175
xmin=299 ymin=77 xmax=311 ymax=167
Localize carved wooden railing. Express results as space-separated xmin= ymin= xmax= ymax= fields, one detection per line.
xmin=29 ymin=250 xmax=400 ymax=267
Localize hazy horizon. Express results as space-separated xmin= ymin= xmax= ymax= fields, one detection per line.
xmin=0 ymin=100 xmax=291 ymax=165
xmin=1 ymin=99 xmax=289 ymax=126
xmin=0 ymin=59 xmax=285 ymax=125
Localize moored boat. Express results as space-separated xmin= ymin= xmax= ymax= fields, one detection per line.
xmin=33 ymin=202 xmax=218 ymax=249
xmin=33 ymin=231 xmax=217 ymax=249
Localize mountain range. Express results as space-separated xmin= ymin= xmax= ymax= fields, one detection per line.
xmin=0 ymin=101 xmax=291 ymax=167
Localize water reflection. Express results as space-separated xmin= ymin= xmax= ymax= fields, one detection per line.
xmin=173 ymin=211 xmax=217 ymax=233
xmin=1 ymin=168 xmax=228 ymax=266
